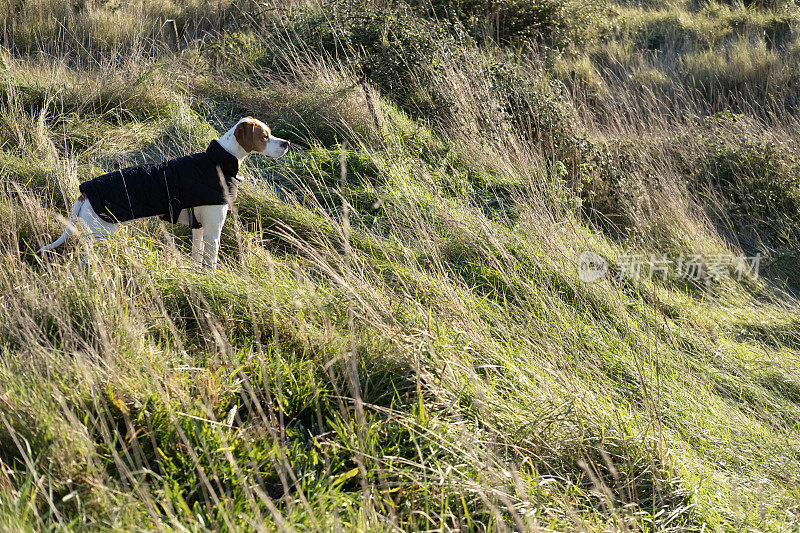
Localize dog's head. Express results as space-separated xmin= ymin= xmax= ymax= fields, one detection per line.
xmin=234 ymin=117 xmax=290 ymax=158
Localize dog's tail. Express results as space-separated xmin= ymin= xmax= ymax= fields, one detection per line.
xmin=38 ymin=195 xmax=85 ymax=253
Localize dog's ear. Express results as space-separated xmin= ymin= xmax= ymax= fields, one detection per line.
xmin=234 ymin=120 xmax=256 ymax=152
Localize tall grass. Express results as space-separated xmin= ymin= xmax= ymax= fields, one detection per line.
xmin=0 ymin=0 xmax=799 ymax=530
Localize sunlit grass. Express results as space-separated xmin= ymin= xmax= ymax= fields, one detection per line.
xmin=0 ymin=0 xmax=798 ymax=530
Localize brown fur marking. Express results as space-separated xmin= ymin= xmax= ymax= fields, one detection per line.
xmin=234 ymin=117 xmax=269 ymax=153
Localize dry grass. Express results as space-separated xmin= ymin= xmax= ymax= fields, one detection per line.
xmin=0 ymin=0 xmax=799 ymax=530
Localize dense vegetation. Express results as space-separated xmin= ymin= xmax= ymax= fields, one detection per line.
xmin=1 ymin=0 xmax=799 ymax=529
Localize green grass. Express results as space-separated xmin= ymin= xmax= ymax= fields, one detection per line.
xmin=0 ymin=0 xmax=799 ymax=530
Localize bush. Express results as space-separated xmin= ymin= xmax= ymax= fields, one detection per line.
xmin=673 ymin=112 xmax=800 ymax=246
xmin=259 ymin=3 xmax=466 ymax=120
xmin=410 ymin=0 xmax=599 ymax=48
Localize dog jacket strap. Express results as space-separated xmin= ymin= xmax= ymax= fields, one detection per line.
xmin=188 ymin=207 xmax=202 ymax=229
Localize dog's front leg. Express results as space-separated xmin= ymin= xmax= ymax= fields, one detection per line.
xmin=195 ymin=204 xmax=228 ymax=271
xmin=202 ymin=229 xmax=221 ymax=271
xmin=191 ymin=227 xmax=204 ymax=264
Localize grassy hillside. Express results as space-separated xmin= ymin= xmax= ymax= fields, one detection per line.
xmin=1 ymin=0 xmax=799 ymax=530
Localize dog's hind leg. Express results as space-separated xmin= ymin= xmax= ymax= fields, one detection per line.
xmin=73 ymin=200 xmax=120 ymax=269
xmin=38 ymin=195 xmax=86 ymax=253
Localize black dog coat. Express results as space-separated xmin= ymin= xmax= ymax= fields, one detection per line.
xmin=79 ymin=140 xmax=240 ymax=225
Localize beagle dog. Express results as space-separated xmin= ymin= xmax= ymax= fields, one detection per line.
xmin=38 ymin=117 xmax=289 ymax=270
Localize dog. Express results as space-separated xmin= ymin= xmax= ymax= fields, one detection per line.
xmin=38 ymin=117 xmax=289 ymax=270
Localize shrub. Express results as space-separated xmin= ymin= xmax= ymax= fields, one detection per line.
xmin=410 ymin=0 xmax=599 ymax=48
xmin=261 ymin=2 xmax=477 ymax=122
xmin=672 ymin=112 xmax=800 ymax=246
